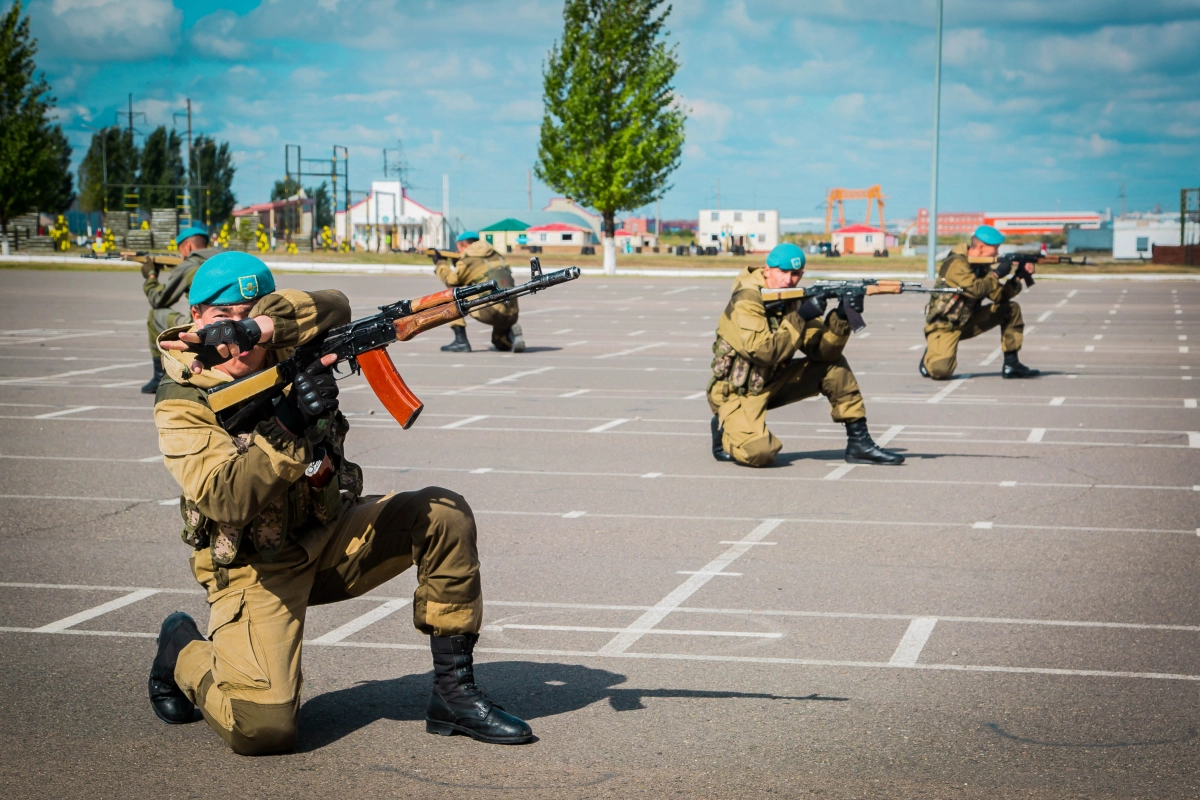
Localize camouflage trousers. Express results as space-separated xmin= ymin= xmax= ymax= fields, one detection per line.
xmin=707 ymin=355 xmax=865 ymax=468
xmin=449 ymin=299 xmax=519 ymax=346
xmin=923 ymin=301 xmax=1024 ymax=380
xmin=174 ymin=486 xmax=481 ymax=756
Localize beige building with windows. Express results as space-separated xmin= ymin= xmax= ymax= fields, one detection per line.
xmin=697 ymin=209 xmax=780 ymax=252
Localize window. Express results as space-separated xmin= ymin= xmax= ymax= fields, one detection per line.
xmin=562 ymin=232 xmax=574 ymax=242
xmin=539 ymin=233 xmax=547 ymax=242
xmin=1136 ymin=236 xmax=1149 ymax=252
xmin=734 ymin=212 xmax=743 ymax=222
xmin=485 ymin=234 xmax=494 ymax=244
xmin=710 ymin=234 xmax=719 ymax=243
xmin=710 ymin=212 xmax=719 ymax=221
xmin=757 ymin=212 xmax=765 ymax=222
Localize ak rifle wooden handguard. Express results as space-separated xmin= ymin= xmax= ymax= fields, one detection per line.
xmin=393 ymin=302 xmax=464 ymax=342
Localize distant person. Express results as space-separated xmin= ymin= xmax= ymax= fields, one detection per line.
xmin=432 ymin=231 xmax=524 ymax=353
xmin=920 ymin=225 xmax=1039 ymax=380
xmin=135 ymin=226 xmax=220 ymax=393
xmin=708 ymin=243 xmax=904 ymax=467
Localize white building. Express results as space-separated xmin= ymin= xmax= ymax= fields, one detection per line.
xmin=831 ymin=224 xmax=897 ymax=255
xmin=335 ymin=180 xmax=447 ymax=251
xmin=1113 ymin=215 xmax=1180 ymax=259
xmin=697 ymin=209 xmax=780 ymax=253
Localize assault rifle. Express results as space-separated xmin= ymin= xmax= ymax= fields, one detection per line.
xmin=762 ymin=279 xmax=962 ymax=333
xmin=204 ymin=258 xmax=579 ymax=430
xmin=969 ymin=254 xmax=1036 ymax=288
xmin=122 ymin=252 xmax=183 ymax=270
xmin=426 ymin=247 xmax=462 ymax=262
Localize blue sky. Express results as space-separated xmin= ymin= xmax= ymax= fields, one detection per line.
xmin=24 ymin=0 xmax=1200 ymax=223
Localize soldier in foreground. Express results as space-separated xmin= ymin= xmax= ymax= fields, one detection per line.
xmin=135 ymin=226 xmax=220 ymax=393
xmin=921 ymin=225 xmax=1039 ymax=380
xmin=708 ymin=243 xmax=903 ymax=467
xmin=148 ymin=252 xmax=533 ymax=754
xmin=432 ymin=231 xmax=524 ymax=353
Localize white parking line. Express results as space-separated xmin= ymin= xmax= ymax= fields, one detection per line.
xmin=1037 ymin=311 xmax=1053 ymax=322
xmin=588 ymin=418 xmax=629 ymax=433
xmin=979 ymin=348 xmax=1002 ymax=366
xmin=823 ymin=464 xmax=856 ymax=481
xmin=888 ymin=617 xmax=938 ymax=666
xmin=597 ymin=519 xmax=784 ymax=656
xmin=33 ymin=588 xmax=159 ymax=633
xmin=676 ymin=571 xmax=742 ymax=577
xmin=1186 ymin=399 xmax=1197 ymax=408
xmin=0 ymin=360 xmax=145 ymax=385
xmin=1189 ymin=433 xmax=1200 ymax=449
xmin=928 ymin=379 xmax=966 ymax=404
xmin=684 ymin=391 xmax=705 ymax=400
xmin=1049 ymin=397 xmax=1065 ymax=406
xmin=486 ymin=624 xmax=778 ymax=638
xmin=308 ymin=598 xmax=410 ymax=644
xmin=558 ymin=389 xmax=590 ymax=398
xmin=439 ymin=415 xmax=489 ymax=429
xmin=1027 ymin=428 xmax=1046 ymax=443
xmin=486 ymin=366 xmax=555 ymax=385
xmin=32 ymin=405 xmax=99 ymax=419
xmin=594 ymin=342 xmax=665 ymax=359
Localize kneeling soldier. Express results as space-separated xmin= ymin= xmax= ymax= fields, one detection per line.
xmin=433 ymin=231 xmax=524 ymax=353
xmin=149 ymin=252 xmax=532 ymax=754
xmin=707 ymin=243 xmax=903 ymax=467
xmin=921 ymin=224 xmax=1039 ymax=380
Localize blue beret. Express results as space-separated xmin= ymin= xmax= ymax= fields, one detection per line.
xmin=175 ymin=226 xmax=210 ymax=244
xmin=188 ymin=252 xmax=275 ymax=306
xmin=456 ymin=230 xmax=480 ymax=242
xmin=765 ymin=243 xmax=806 ymax=271
xmin=973 ymin=225 xmax=1005 ymax=246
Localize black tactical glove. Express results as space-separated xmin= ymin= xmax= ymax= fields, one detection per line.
xmin=139 ymin=258 xmax=157 ymax=280
xmin=992 ymin=259 xmax=1013 ymax=279
xmin=273 ymin=362 xmax=339 ymax=435
xmin=188 ymin=318 xmax=262 ymax=368
xmin=834 ymin=293 xmax=864 ymax=319
xmin=798 ymin=296 xmax=827 ymax=321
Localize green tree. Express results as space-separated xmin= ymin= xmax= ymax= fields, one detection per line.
xmin=191 ymin=134 xmax=236 ymax=226
xmin=536 ymin=0 xmax=686 ymax=274
xmin=271 ymin=176 xmax=301 ymax=201
xmin=138 ymin=125 xmax=184 ymax=210
xmin=78 ymin=126 xmax=138 ymax=213
xmin=308 ymin=181 xmax=332 ymax=229
xmin=0 ymin=0 xmax=75 ymax=254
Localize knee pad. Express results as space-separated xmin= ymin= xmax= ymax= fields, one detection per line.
xmin=228 ymin=700 xmax=298 ymax=756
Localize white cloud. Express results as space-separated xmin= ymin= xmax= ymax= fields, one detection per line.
xmin=828 ymin=93 xmax=865 ymax=117
xmin=680 ymin=96 xmax=733 ymax=141
xmin=188 ymin=10 xmax=249 ymax=59
xmin=31 ymin=0 xmax=181 ymax=61
xmin=1087 ymin=133 xmax=1120 ymax=156
xmin=943 ymin=28 xmax=1000 ymax=67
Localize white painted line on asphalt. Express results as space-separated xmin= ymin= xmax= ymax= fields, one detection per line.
xmin=594 ymin=342 xmax=665 ymax=359
xmin=487 ymin=624 xmax=779 ymax=638
xmin=1055 ymin=299 xmax=1068 ymax=308
xmin=562 ymin=510 xmax=587 ymax=518
xmin=32 ymin=405 xmax=99 ymax=419
xmin=440 ymin=415 xmax=489 ymax=429
xmin=308 ymin=598 xmax=410 ymax=644
xmin=856 ymin=332 xmax=871 ymax=339
xmin=888 ymin=617 xmax=938 ymax=666
xmin=0 ymin=493 xmax=159 ymax=503
xmin=908 ymin=344 xmax=923 ymax=351
xmin=823 ymin=464 xmax=856 ymax=481
xmin=1067 ymin=289 xmax=1078 ymax=298
xmin=1027 ymin=428 xmax=1046 ymax=443
xmin=138 ymin=455 xmax=163 ymax=462
xmin=469 ymin=467 xmax=493 ymax=474
xmin=157 ymin=499 xmax=177 ymax=506
xmin=676 ymin=571 xmax=742 ymax=577
xmin=641 ymin=472 xmax=662 ymax=478
xmin=1085 ymin=345 xmax=1095 ymax=352
xmin=718 ymin=541 xmax=776 ymax=545
xmin=558 ymin=389 xmax=590 ymax=398
xmin=876 ymin=425 xmax=905 ymax=447
xmin=979 ymin=348 xmax=1002 ymax=366
xmin=1000 ymin=480 xmax=1018 ymax=487
xmin=662 ymin=286 xmax=696 ymax=296
xmin=1049 ymin=397 xmax=1066 ymax=406
xmin=1177 ymin=310 xmax=1183 ymax=315
xmin=928 ymin=379 xmax=966 ymax=404
xmin=1182 ymin=346 xmax=1190 ymax=353
xmin=101 ymin=379 xmax=146 ymax=388
xmin=551 ymin=328 xmax=572 ymax=335
xmin=588 ymin=418 xmax=630 ymax=433
xmin=627 ymin=330 xmax=646 ymax=337
xmin=1189 ymin=433 xmax=1200 ymax=448
xmin=1037 ymin=311 xmax=1053 ymax=322
xmin=1094 ymin=334 xmax=1103 ymax=340
xmin=1186 ymin=399 xmax=1197 ymax=408
xmin=33 ymin=588 xmax=159 ymax=632
xmin=0 ymin=361 xmax=146 ymax=386
xmin=597 ymin=518 xmax=783 ymax=656
xmin=486 ymin=366 xmax=555 ymax=385
xmin=564 ymin=340 xmax=589 ymax=346
xmin=685 ymin=391 xmax=706 ymax=400
xmin=973 ymin=521 xmax=994 ymax=529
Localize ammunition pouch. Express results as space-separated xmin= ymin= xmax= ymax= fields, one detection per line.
xmin=710 ymin=336 xmax=773 ymax=397
xmin=485 ymin=264 xmax=515 ymax=290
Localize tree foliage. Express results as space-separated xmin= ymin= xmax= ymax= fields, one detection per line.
xmin=0 ymin=0 xmax=74 ymax=237
xmin=535 ymin=0 xmax=686 ymax=236
xmin=191 ymin=134 xmax=236 ymax=225
xmin=78 ymin=126 xmax=137 ymax=213
xmin=271 ymin=176 xmax=302 ymax=201
xmin=310 ymin=181 xmax=332 ymax=229
xmin=138 ymin=125 xmax=185 ymax=210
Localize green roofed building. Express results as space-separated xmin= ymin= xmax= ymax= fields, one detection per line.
xmin=479 ymin=217 xmax=530 ymax=252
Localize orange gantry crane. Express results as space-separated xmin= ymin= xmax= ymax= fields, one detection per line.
xmin=824 ymin=185 xmax=886 ymax=235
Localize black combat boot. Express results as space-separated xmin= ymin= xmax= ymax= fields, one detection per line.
xmin=918 ymin=350 xmax=930 ymax=378
xmin=441 ymin=327 xmax=471 ymax=353
xmin=491 ymin=326 xmax=513 ymax=352
xmin=149 ymin=612 xmax=205 ymax=724
xmin=141 ymin=360 xmax=165 ymax=394
xmin=1001 ymin=350 xmax=1040 ymax=379
xmin=844 ymin=419 xmax=905 ymax=465
xmin=710 ymin=415 xmax=733 ymax=462
xmin=426 ymin=634 xmax=534 ymax=744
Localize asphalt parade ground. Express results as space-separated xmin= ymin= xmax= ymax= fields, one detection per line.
xmin=0 ymin=268 xmax=1197 ymax=799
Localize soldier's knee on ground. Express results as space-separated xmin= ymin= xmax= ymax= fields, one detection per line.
xmin=731 ymin=433 xmax=780 ymax=468
xmin=226 ymin=699 xmax=299 ymax=756
xmin=925 ymin=352 xmax=956 ymax=380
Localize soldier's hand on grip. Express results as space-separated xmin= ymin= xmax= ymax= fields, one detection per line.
xmin=274 ymin=358 xmax=340 ymax=435
xmin=798 ymin=296 xmax=826 ymax=321
xmin=188 ymin=319 xmax=263 ymax=368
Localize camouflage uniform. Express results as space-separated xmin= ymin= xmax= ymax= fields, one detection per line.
xmin=435 ymin=241 xmax=520 ymax=349
xmin=922 ymin=243 xmax=1025 ymax=379
xmin=707 ymin=266 xmax=866 ymax=467
xmin=154 ymin=288 xmax=482 ymax=755
xmin=142 ymin=247 xmax=221 ymax=354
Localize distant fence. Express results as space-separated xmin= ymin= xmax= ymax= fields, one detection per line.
xmin=1152 ymin=245 xmax=1200 ymax=266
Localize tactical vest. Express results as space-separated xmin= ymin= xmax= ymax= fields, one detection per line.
xmin=708 ymin=309 xmax=786 ymax=397
xmin=178 ymin=413 xmax=363 ymax=565
xmin=925 ymin=256 xmax=975 ymax=327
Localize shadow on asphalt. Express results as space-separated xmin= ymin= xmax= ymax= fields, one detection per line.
xmin=297 ymin=660 xmax=847 ymax=752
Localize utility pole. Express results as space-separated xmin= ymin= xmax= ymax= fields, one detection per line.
xmin=442 ymin=173 xmax=450 ymax=248
xmin=527 ymin=168 xmax=532 ymax=210
xmin=1120 ymin=182 xmax=1126 ymax=218
xmin=656 ymin=199 xmax=661 ymax=237
xmin=926 ymin=0 xmax=944 ymax=280
xmin=716 ymin=178 xmax=721 ymax=210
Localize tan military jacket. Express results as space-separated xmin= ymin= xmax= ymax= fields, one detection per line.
xmin=153 ymin=289 xmax=352 ymax=560
xmin=143 ymin=246 xmax=222 ymax=309
xmin=715 ymin=265 xmax=851 ymax=369
xmin=928 ymin=244 xmax=1023 ymax=328
xmin=435 ymin=241 xmax=512 ymax=288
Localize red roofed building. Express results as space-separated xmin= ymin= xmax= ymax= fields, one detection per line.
xmin=525 ymin=221 xmax=597 ymax=253
xmin=831 ymin=224 xmax=896 ymax=255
